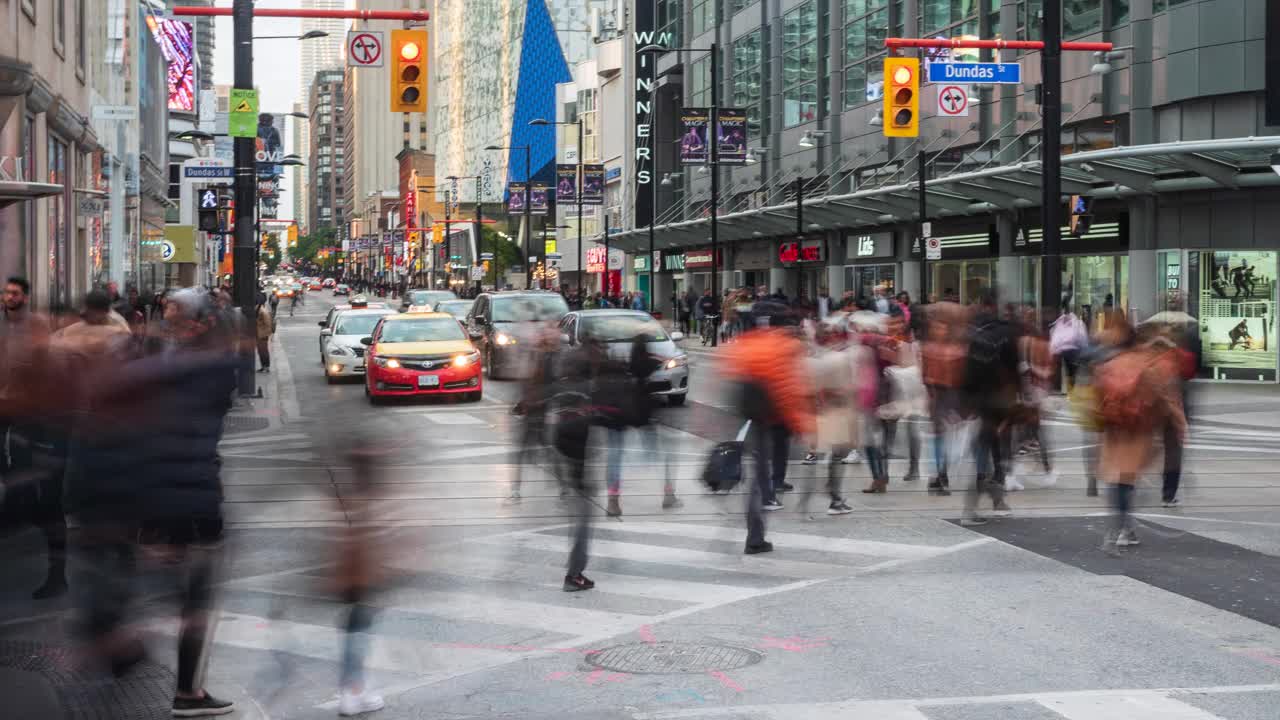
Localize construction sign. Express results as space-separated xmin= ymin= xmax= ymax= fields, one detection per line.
xmin=228 ymin=88 xmax=258 ymax=138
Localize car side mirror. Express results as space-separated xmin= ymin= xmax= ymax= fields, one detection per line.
xmin=318 ymin=321 xmax=328 ymax=328
xmin=671 ymin=331 xmax=684 ymax=342
xmin=360 ymin=337 xmax=373 ymax=346
xmin=320 ymin=328 xmax=332 ymax=337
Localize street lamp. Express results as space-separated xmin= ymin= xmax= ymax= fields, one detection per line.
xmin=485 ymin=143 xmax=532 ymax=289
xmin=528 ymin=117 xmax=585 ymax=299
xmin=638 ymin=43 xmax=722 ymax=345
xmin=251 ymin=30 xmax=329 ymax=40
xmin=797 ymin=130 xmax=828 ymax=149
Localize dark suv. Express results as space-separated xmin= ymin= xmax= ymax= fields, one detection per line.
xmin=465 ymin=291 xmax=569 ymax=380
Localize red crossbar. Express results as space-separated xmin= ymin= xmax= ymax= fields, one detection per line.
xmin=885 ymin=37 xmax=1113 ymax=52
xmin=171 ymin=7 xmax=429 ymax=21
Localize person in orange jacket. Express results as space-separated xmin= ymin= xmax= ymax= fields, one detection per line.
xmin=723 ymin=307 xmax=816 ymax=554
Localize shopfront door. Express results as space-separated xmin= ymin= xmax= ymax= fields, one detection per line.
xmin=845 ymin=264 xmax=896 ymax=300
xmin=932 ymin=260 xmax=994 ymax=304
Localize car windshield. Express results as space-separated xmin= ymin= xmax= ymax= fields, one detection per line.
xmin=334 ymin=313 xmax=389 ymax=336
xmin=492 ymin=295 xmax=569 ymax=322
xmin=580 ymin=314 xmax=668 ymax=342
xmin=436 ymin=301 xmax=474 ymax=318
xmin=379 ymin=318 xmax=466 ymax=343
xmin=408 ymin=291 xmax=455 ymax=306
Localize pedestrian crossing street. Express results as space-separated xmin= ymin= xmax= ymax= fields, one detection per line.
xmin=633 ymin=684 xmax=1280 ymax=720
xmin=147 ymin=520 xmax=992 ymax=706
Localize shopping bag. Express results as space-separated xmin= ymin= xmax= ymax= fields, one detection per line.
xmin=701 ymin=421 xmax=750 ymax=492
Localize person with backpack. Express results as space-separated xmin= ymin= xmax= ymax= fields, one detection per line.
xmin=1049 ymin=303 xmax=1089 ymax=390
xmin=602 ymin=332 xmax=681 ymax=517
xmin=1009 ymin=307 xmax=1057 ymax=490
xmin=1093 ymin=323 xmax=1186 ymax=552
xmin=960 ymin=289 xmax=1019 ymax=525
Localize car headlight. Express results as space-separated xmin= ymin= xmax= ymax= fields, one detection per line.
xmin=329 ymin=345 xmax=352 ymax=357
xmin=665 ymin=355 xmax=688 ymax=370
xmin=453 ymin=351 xmax=481 ymax=368
xmin=495 ymin=332 xmax=515 ymax=346
xmin=374 ymin=357 xmax=400 ymax=369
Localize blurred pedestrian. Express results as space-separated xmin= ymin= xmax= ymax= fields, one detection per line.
xmin=805 ymin=321 xmax=865 ymax=515
xmin=920 ymin=299 xmax=967 ymax=496
xmin=256 ymin=299 xmax=273 ymax=372
xmin=603 ymin=330 xmax=680 ymax=517
xmin=960 ymin=289 xmax=1018 ymax=525
xmin=1049 ymin=302 xmax=1089 ymax=390
xmin=1010 ymin=308 xmax=1056 ymax=490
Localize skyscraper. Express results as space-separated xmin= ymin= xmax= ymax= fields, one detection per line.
xmin=294 ymin=0 xmax=347 ymax=231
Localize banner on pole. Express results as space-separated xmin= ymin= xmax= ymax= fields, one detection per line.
xmin=716 ymin=108 xmax=748 ymax=164
xmin=529 ymin=183 xmax=549 ymax=215
xmin=506 ymin=182 xmax=526 ymax=213
xmin=581 ymin=165 xmax=604 ymax=205
xmin=555 ymin=164 xmax=577 ymax=203
xmin=680 ymin=108 xmax=710 ymax=165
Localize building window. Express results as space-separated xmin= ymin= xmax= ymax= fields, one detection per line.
xmin=47 ymin=134 xmax=68 ymax=308
xmin=691 ymin=0 xmax=717 ymax=37
xmin=732 ymin=29 xmax=764 ymax=137
xmin=578 ymin=88 xmax=598 ymax=161
xmin=843 ymin=0 xmax=888 ymax=108
xmin=1018 ymin=0 xmax=1042 ymax=41
xmin=922 ymin=0 xmax=981 ymax=37
xmin=689 ymin=56 xmax=711 ymax=107
xmin=730 ymin=0 xmax=753 ymax=14
xmin=76 ymin=0 xmax=86 ymax=77
xmin=1109 ymin=0 xmax=1129 ymax=26
xmin=657 ymin=0 xmax=682 ymax=46
xmin=53 ymin=0 xmax=65 ymax=57
xmin=1064 ymin=0 xmax=1102 ymax=37
xmin=168 ymin=163 xmax=181 ymax=200
xmin=783 ymin=1 xmax=818 ymax=126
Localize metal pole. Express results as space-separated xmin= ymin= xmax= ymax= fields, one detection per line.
xmin=918 ymin=148 xmax=927 ymax=301
xmin=795 ymin=176 xmax=803 ymax=235
xmin=648 ymin=155 xmax=656 ymax=316
xmin=475 ymin=177 xmax=482 ymax=296
xmin=576 ymin=120 xmax=584 ymax=298
xmin=444 ymin=190 xmax=451 ymax=291
xmin=709 ymin=41 xmax=720 ymax=347
xmin=1041 ymin=0 xmax=1063 ymax=320
xmin=604 ymin=223 xmax=610 ymax=300
xmin=523 ymin=147 xmax=532 ymax=290
xmin=232 ymin=0 xmax=257 ymax=396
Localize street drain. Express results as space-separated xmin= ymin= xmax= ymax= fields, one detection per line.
xmin=0 ymin=640 xmax=176 ymax=719
xmin=224 ymin=416 xmax=270 ymax=434
xmin=585 ymin=642 xmax=763 ymax=674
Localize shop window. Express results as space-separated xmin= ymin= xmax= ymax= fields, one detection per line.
xmin=733 ymin=29 xmax=765 ymax=137
xmin=1193 ymin=251 xmax=1276 ymax=381
xmin=1063 ymin=0 xmax=1102 ymax=37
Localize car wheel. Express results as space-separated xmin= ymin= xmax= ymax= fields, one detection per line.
xmin=667 ymin=393 xmax=687 ymax=407
xmin=484 ymin=347 xmax=501 ymax=380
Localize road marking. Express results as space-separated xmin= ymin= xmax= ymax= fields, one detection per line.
xmin=608 ymin=521 xmax=945 ymax=559
xmin=1134 ymin=512 xmax=1280 ymax=528
xmin=1039 ymin=692 xmax=1229 ymax=719
xmin=421 ymin=412 xmax=486 ymax=425
xmin=220 ymin=432 xmax=311 ymax=446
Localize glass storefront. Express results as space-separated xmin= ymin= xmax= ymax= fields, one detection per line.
xmin=1014 ymin=255 xmax=1128 ymax=325
xmin=844 ymin=263 xmax=896 ymax=300
xmin=931 ymin=260 xmax=994 ymax=304
xmin=1185 ymin=250 xmax=1276 ymax=382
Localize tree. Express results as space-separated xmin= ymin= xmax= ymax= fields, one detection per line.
xmin=479 ymin=225 xmax=523 ymax=287
xmin=293 ymin=227 xmax=336 ymax=265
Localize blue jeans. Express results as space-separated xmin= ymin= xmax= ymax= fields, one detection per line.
xmin=606 ymin=425 xmax=662 ymax=496
xmin=341 ymin=601 xmax=376 ymax=689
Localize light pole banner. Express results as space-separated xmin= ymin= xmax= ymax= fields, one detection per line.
xmin=529 ymin=183 xmax=549 ymax=215
xmin=680 ymin=108 xmax=710 ymax=165
xmin=556 ymin=164 xmax=578 ymax=203
xmin=581 ymin=165 xmax=604 ymax=205
xmin=506 ymin=182 xmax=526 ymax=213
xmin=717 ymin=108 xmax=748 ymax=164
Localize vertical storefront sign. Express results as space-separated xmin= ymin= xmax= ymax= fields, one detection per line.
xmin=716 ymin=108 xmax=747 ymax=164
xmin=680 ymin=108 xmax=710 ymax=165
xmin=581 ymin=165 xmax=604 ymax=205
xmin=1198 ymin=250 xmax=1276 ymax=380
xmin=529 ymin=183 xmax=549 ymax=215
xmin=556 ymin=164 xmax=578 ymax=203
xmin=633 ymin=2 xmax=671 ymax=228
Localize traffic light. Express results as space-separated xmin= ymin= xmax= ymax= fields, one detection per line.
xmin=261 ymin=232 xmax=271 ymax=251
xmin=287 ymin=224 xmax=298 ymax=247
xmin=390 ymin=29 xmax=428 ymax=113
xmin=882 ymin=57 xmax=920 ymax=138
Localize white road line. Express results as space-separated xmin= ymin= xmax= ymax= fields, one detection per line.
xmin=1134 ymin=512 xmax=1280 ymax=528
xmin=220 ymin=433 xmax=312 ymax=446
xmin=1038 ymin=692 xmax=1228 ymax=720
xmin=607 ymin=521 xmax=945 ymax=559
xmin=222 ymin=451 xmax=319 ymax=462
xmin=221 ymin=442 xmax=317 ymax=454
xmin=1184 ymin=443 xmax=1280 ymax=454
xmin=421 ymin=412 xmax=486 ymax=425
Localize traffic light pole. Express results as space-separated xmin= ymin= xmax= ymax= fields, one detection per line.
xmin=918 ymin=148 xmax=927 ymax=301
xmin=474 ymin=177 xmax=482 ymax=296
xmin=1040 ymin=2 xmax=1064 ymax=321
xmin=709 ymin=41 xmax=720 ymax=347
xmin=523 ymin=149 xmax=531 ymax=290
xmin=232 ymin=0 xmax=258 ymax=396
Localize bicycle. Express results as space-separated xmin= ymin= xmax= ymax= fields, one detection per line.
xmin=700 ymin=314 xmax=720 ymax=345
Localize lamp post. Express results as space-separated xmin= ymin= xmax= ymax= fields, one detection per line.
xmin=485 ymin=144 xmax=532 ymax=288
xmin=529 ymin=118 xmax=583 ymax=298
xmin=445 ymin=175 xmax=482 ymax=294
xmin=639 ymin=43 xmax=721 ymax=345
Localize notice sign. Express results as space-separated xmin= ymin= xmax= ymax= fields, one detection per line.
xmin=717 ymin=108 xmax=747 ymax=164
xmin=680 ymin=108 xmax=710 ymax=165
xmin=228 ymin=88 xmax=258 ymax=138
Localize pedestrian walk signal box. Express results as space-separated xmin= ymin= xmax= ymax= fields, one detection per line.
xmin=390 ymin=29 xmax=428 ymax=113
xmin=882 ymin=57 xmax=920 ymax=138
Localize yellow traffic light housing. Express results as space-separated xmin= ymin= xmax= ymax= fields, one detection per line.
xmin=882 ymin=57 xmax=920 ymax=138
xmin=390 ymin=29 xmax=428 ymax=113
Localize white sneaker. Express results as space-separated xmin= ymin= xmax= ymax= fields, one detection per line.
xmin=1039 ymin=471 xmax=1058 ymax=488
xmin=1115 ymin=530 xmax=1141 ymax=547
xmin=840 ymin=449 xmax=863 ymax=465
xmin=339 ymin=690 xmax=386 ymax=716
xmin=1004 ymin=474 xmax=1025 ymax=492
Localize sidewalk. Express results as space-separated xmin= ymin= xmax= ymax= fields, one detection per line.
xmin=223 ymin=333 xmax=297 ymax=436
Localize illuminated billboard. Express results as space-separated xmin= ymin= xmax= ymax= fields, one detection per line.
xmin=146 ymin=15 xmax=196 ymax=113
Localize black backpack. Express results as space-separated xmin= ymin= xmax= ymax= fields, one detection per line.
xmin=964 ymin=316 xmax=1017 ymax=410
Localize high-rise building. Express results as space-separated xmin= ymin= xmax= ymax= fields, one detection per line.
xmin=342 ymin=0 xmax=433 ymax=242
xmin=295 ymin=0 xmax=348 ymax=232
xmin=309 ymin=70 xmax=347 ymax=233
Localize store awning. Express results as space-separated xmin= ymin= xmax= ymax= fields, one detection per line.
xmin=0 ymin=180 xmax=63 ymax=208
xmin=608 ymin=136 xmax=1280 ymax=253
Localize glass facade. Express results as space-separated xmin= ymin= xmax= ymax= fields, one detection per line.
xmin=691 ymin=0 xmax=716 ymax=37
xmin=842 ymin=0 xmax=888 ymax=109
xmin=932 ymin=260 xmax=994 ymax=305
xmin=782 ymin=1 xmax=819 ymax=126
xmin=1063 ymin=0 xmax=1103 ymax=38
xmin=732 ymin=29 xmax=765 ymax=138
xmin=845 ymin=263 xmax=896 ymax=299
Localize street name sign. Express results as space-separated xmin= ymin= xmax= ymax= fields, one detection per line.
xmin=927 ymin=62 xmax=1021 ymax=85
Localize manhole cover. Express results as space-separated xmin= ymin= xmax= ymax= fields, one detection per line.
xmin=0 ymin=640 xmax=175 ymax=719
xmin=585 ymin=642 xmax=763 ymax=674
xmin=223 ymin=416 xmax=270 ymax=434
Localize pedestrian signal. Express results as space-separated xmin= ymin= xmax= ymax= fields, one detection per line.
xmin=883 ymin=57 xmax=920 ymax=138
xmin=390 ymin=29 xmax=428 ymax=113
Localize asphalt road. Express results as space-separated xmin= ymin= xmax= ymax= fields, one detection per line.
xmin=2 ymin=291 xmax=1279 ymax=720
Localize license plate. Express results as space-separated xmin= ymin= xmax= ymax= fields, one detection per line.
xmin=417 ymin=375 xmax=440 ymax=388
xmin=355 ymin=364 xmax=365 ymax=371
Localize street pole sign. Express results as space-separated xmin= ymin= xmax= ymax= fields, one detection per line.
xmin=926 ymin=61 xmax=1021 ymax=84
xmin=347 ymin=30 xmax=384 ymax=68
xmin=228 ymin=88 xmax=258 ymax=138
xmin=937 ymin=85 xmax=969 ymax=117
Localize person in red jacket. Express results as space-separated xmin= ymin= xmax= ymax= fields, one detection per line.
xmin=723 ymin=309 xmax=816 ymax=554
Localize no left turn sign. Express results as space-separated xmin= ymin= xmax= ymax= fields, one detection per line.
xmin=938 ymin=85 xmax=969 ymax=117
xmin=347 ymin=30 xmax=384 ymax=68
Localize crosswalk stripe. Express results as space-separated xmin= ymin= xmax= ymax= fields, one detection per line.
xmin=606 ymin=521 xmax=945 ymax=560
xmin=420 ymin=412 xmax=486 ymax=425
xmin=1037 ymin=693 xmax=1228 ymax=719
xmin=221 ymin=442 xmax=317 ymax=454
xmin=481 ymin=531 xmax=850 ymax=578
xmin=220 ymin=433 xmax=312 ymax=447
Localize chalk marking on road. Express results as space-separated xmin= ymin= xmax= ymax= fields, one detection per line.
xmin=630 ymin=684 xmax=1280 ymax=719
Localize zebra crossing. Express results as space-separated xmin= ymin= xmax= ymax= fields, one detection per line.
xmin=219 ymin=429 xmax=321 ymax=463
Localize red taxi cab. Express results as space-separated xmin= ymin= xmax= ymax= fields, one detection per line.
xmin=362 ymin=312 xmax=482 ymax=403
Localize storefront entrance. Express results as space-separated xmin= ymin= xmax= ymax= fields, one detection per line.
xmin=931 ymin=260 xmax=994 ymax=304
xmin=844 ymin=264 xmax=896 ymax=300
xmin=1017 ymin=255 xmax=1129 ymax=321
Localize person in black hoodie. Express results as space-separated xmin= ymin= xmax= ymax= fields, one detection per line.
xmin=65 ymin=288 xmax=238 ymax=717
xmin=960 ymin=289 xmax=1019 ymax=525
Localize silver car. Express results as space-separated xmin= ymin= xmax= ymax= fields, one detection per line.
xmin=320 ymin=308 xmax=396 ymax=383
xmin=559 ymin=310 xmax=689 ymax=406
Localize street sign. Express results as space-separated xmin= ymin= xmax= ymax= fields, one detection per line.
xmin=186 ymin=165 xmax=234 ymax=178
xmin=160 ymin=240 xmax=176 ymax=261
xmin=92 ymin=105 xmax=137 ymax=120
xmin=470 ymin=266 xmax=484 ymax=281
xmin=77 ymin=197 xmax=104 ymax=216
xmin=926 ymin=236 xmax=942 ymax=260
xmin=938 ymin=85 xmax=969 ymax=116
xmin=228 ymin=88 xmax=258 ymax=138
xmin=199 ymin=189 xmax=219 ymax=209
xmin=927 ymin=61 xmax=1021 ymax=85
xmin=480 ymin=252 xmax=494 ymax=260
xmin=347 ymin=30 xmax=384 ymax=68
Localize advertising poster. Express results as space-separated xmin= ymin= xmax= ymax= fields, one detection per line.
xmin=507 ymin=182 xmax=526 ymax=213
xmin=556 ymin=164 xmax=578 ymax=203
xmin=256 ymin=113 xmax=286 ymax=177
xmin=581 ymin=165 xmax=604 ymax=205
xmin=529 ymin=183 xmax=549 ymax=215
xmin=1198 ymin=250 xmax=1276 ymax=380
xmin=680 ymin=108 xmax=710 ymax=165
xmin=717 ymin=108 xmax=748 ymax=164
xmin=145 ymin=16 xmax=196 ymax=112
